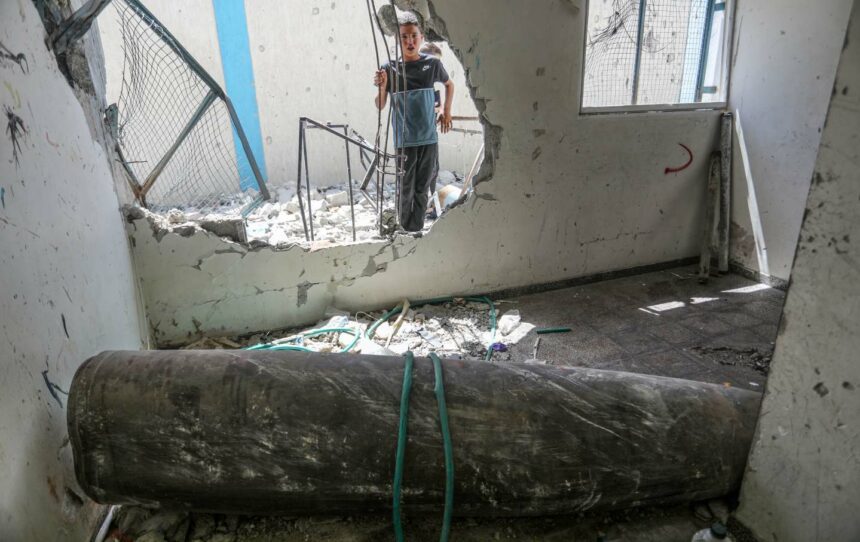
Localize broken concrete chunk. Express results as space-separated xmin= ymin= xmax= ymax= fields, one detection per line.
xmin=258 ymin=202 xmax=278 ymax=218
xmin=166 ymin=209 xmax=186 ymax=224
xmin=199 ymin=217 xmax=247 ymax=243
xmin=276 ymin=186 xmax=294 ymax=203
xmin=374 ymin=321 xmax=393 ymax=341
xmin=268 ymin=228 xmax=290 ymax=246
xmin=284 ymin=201 xmax=301 ymax=213
xmin=311 ymin=199 xmax=328 ymax=212
xmin=498 ymin=310 xmax=522 ymax=336
xmin=325 ymin=191 xmax=349 ymax=207
xmin=357 ymin=337 xmax=397 ymax=356
xmin=172 ymin=224 xmax=196 ymax=237
xmin=123 ymin=204 xmax=147 ymax=221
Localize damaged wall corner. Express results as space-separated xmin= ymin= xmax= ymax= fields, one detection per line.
xmin=735 ymin=3 xmax=860 ymax=540
xmin=1 ymin=0 xmax=146 ymax=539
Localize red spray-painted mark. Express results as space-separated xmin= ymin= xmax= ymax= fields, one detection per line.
xmin=664 ymin=143 xmax=693 ymax=174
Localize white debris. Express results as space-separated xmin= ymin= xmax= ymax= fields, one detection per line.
xmin=276 ymin=186 xmax=295 ymax=202
xmin=151 ymin=175 xmax=465 ymax=248
xmin=166 ymin=209 xmax=186 ymax=224
xmin=374 ymin=321 xmax=393 ymax=341
xmin=498 ymin=310 xmax=522 ymax=336
xmin=268 ymin=228 xmax=290 ymax=246
xmin=358 ymin=337 xmax=397 ymax=356
xmin=325 ymin=191 xmax=349 ymax=207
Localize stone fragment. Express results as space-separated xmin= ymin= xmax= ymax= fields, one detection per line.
xmin=325 ymin=191 xmax=349 ymax=206
xmin=268 ymin=228 xmax=290 ymax=246
xmin=166 ymin=209 xmax=186 ymax=224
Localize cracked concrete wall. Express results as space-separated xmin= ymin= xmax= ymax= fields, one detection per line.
xmin=728 ymin=0 xmax=853 ymax=282
xmin=130 ymin=0 xmax=726 ymax=347
xmin=0 ymin=1 xmax=146 ymax=540
xmin=736 ymin=4 xmax=859 ymax=539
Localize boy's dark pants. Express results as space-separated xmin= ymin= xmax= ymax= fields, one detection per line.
xmin=397 ymin=143 xmax=438 ymax=231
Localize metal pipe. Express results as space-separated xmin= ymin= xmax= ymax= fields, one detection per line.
xmin=224 ymin=97 xmax=270 ymax=201
xmin=139 ymin=90 xmax=217 ymax=197
xmin=718 ymin=112 xmax=732 ymax=273
xmin=360 ymin=155 xmax=380 ymax=191
xmin=302 ymin=120 xmax=314 ymax=241
xmin=301 ymin=117 xmax=395 ymax=159
xmin=343 ymin=126 xmax=357 ymax=242
xmin=699 ymin=152 xmax=721 ymax=282
xmin=695 ymin=0 xmax=717 ymax=102
xmin=631 ymin=0 xmax=648 ymax=105
xmin=296 ymin=121 xmax=309 ymax=241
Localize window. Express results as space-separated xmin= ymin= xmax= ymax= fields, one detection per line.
xmin=582 ymin=0 xmax=730 ymax=111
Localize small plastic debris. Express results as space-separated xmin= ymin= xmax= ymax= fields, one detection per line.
xmin=491 ymin=342 xmax=508 ymax=352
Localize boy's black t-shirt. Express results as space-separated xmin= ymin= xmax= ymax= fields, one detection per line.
xmin=381 ymin=54 xmax=449 ymax=148
xmin=382 ymin=53 xmax=449 ymax=93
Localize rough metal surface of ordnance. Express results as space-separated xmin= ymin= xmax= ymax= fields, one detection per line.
xmin=68 ymin=350 xmax=761 ymax=516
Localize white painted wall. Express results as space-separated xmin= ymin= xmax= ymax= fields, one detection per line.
xmin=96 ymin=0 xmax=483 ymax=193
xmin=128 ymin=0 xmax=724 ymax=346
xmin=728 ymin=0 xmax=853 ymax=281
xmin=0 ymin=2 xmax=145 ymax=540
xmin=736 ymin=5 xmax=859 ymax=539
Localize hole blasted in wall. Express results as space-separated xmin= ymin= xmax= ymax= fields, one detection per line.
xmin=126 ymin=0 xmax=501 ymax=252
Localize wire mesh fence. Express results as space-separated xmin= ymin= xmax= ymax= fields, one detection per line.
xmin=582 ymin=0 xmax=720 ymax=108
xmin=108 ymin=0 xmax=268 ymax=214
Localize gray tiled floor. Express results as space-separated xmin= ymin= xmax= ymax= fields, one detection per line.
xmin=505 ymin=265 xmax=785 ymax=390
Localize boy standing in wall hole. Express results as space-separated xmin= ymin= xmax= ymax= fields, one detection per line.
xmin=373 ymin=11 xmax=454 ymax=232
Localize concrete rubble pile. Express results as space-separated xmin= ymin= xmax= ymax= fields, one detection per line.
xmin=183 ymin=299 xmax=533 ymax=362
xmin=154 ymin=170 xmax=465 ymax=247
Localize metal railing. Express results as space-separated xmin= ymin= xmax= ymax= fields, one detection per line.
xmin=296 ymin=117 xmax=400 ymax=241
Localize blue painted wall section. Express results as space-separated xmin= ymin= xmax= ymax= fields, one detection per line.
xmin=212 ymin=0 xmax=267 ymax=190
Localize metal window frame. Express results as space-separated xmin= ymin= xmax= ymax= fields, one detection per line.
xmin=579 ymin=0 xmax=735 ymax=115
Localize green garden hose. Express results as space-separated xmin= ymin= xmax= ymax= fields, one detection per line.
xmin=392 ymin=352 xmax=455 ymax=542
xmin=429 ymin=353 xmax=454 ymax=542
xmin=246 ymin=327 xmax=360 ymax=353
xmin=392 ymin=351 xmax=414 ymax=542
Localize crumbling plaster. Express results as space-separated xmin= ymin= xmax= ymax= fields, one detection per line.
xmin=130 ymin=0 xmax=724 ymax=347
xmin=736 ymin=3 xmax=860 ymax=540
xmin=0 ymin=0 xmax=145 ymax=540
